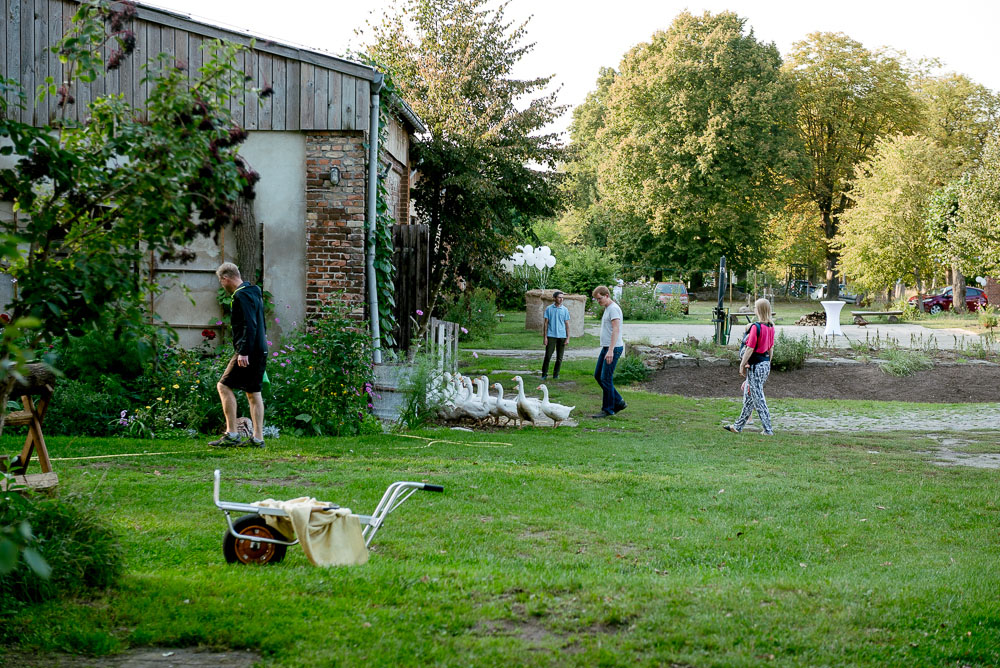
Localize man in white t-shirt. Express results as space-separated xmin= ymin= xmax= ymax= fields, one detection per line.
xmin=591 ymin=285 xmax=626 ymax=418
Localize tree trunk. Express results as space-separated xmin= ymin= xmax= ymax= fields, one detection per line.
xmin=952 ymin=260 xmax=967 ymax=314
xmin=233 ymin=194 xmax=261 ymax=285
xmin=821 ymin=206 xmax=840 ymax=300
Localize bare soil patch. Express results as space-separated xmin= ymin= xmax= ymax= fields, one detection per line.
xmin=644 ymin=364 xmax=1000 ymax=403
xmin=0 ymin=647 xmax=259 ymax=667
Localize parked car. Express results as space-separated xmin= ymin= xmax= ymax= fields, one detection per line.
xmin=654 ymin=282 xmax=690 ymax=314
xmin=810 ymin=283 xmax=864 ymax=304
xmin=908 ymin=286 xmax=988 ymax=314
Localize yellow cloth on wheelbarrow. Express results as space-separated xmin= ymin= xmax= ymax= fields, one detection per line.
xmin=252 ymin=497 xmax=369 ymax=567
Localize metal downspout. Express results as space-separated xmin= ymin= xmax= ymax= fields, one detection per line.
xmin=367 ymin=73 xmax=385 ymax=365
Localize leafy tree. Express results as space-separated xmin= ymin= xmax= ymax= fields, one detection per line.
xmin=762 ymin=201 xmax=827 ymax=282
xmin=926 ymin=179 xmax=974 ymax=311
xmin=594 ymin=11 xmax=800 ymax=274
xmin=361 ymin=0 xmax=563 ymax=318
xmin=783 ymin=32 xmax=922 ymax=299
xmin=914 ymin=73 xmax=1000 ymax=168
xmin=834 ymin=134 xmax=958 ymax=296
xmin=0 ymin=1 xmax=259 ymax=428
xmin=957 ymin=136 xmax=1000 ymax=277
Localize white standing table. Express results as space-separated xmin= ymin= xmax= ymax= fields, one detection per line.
xmin=820 ymin=300 xmax=845 ymax=336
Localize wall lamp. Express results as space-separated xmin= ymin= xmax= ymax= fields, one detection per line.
xmin=329 ymin=166 xmax=341 ymax=186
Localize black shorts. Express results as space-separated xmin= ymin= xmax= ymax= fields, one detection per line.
xmin=219 ymin=353 xmax=267 ymax=393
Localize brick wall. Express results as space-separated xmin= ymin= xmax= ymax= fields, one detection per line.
xmin=985 ymin=277 xmax=1000 ymax=307
xmin=305 ymin=131 xmax=368 ymax=319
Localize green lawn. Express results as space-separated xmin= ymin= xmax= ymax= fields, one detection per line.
xmin=464 ymin=311 xmax=602 ymax=350
xmin=2 ymin=359 xmax=998 ymax=667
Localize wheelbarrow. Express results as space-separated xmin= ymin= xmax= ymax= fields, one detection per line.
xmin=213 ymin=469 xmax=444 ymax=565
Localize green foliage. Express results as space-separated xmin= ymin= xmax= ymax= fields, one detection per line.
xmin=0 ymin=479 xmax=50 ymax=581
xmin=770 ymin=331 xmax=811 ymax=371
xmin=914 ymin=72 xmax=1000 ymax=168
xmin=784 ymin=32 xmax=922 ymax=292
xmin=548 ymin=246 xmax=620 ymax=297
xmin=45 ymin=378 xmax=129 ymax=438
xmin=835 ymin=134 xmax=958 ymax=293
xmin=614 ymin=350 xmax=650 ymax=384
xmin=361 ymin=0 xmax=563 ymax=313
xmin=443 ymin=288 xmax=498 ymax=342
xmin=0 ymin=492 xmax=123 ymax=615
xmin=958 ymin=136 xmax=1000 ymax=276
xmin=615 ymin=285 xmax=680 ymax=321
xmin=262 ymin=301 xmax=378 ymax=437
xmin=977 ymin=305 xmax=999 ymax=331
xmin=879 ymin=348 xmax=933 ymax=377
xmin=594 ymin=11 xmax=800 ymax=273
xmin=395 ymin=353 xmax=446 ymax=430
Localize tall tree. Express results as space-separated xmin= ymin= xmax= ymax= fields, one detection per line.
xmin=834 ymin=134 xmax=958 ymax=296
xmin=957 ymin=136 xmax=1000 ymax=277
xmin=361 ymin=0 xmax=563 ymax=315
xmin=783 ymin=33 xmax=921 ymax=298
xmin=914 ymin=73 xmax=1000 ymax=168
xmin=595 ymin=11 xmax=800 ymax=274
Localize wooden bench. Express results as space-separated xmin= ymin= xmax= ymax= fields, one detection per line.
xmin=729 ymin=311 xmax=778 ymax=325
xmin=851 ymin=310 xmax=904 ymax=324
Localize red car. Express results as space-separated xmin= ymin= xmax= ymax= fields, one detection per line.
xmin=908 ymin=286 xmax=988 ymax=314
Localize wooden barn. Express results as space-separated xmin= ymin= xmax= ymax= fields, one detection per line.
xmin=0 ymin=0 xmax=429 ymax=353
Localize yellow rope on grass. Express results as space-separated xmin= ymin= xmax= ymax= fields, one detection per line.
xmin=387 ymin=433 xmax=513 ymax=450
xmin=51 ymin=450 xmax=192 ymax=462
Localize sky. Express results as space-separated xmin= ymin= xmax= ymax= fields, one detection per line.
xmin=140 ymin=0 xmax=1000 ymax=138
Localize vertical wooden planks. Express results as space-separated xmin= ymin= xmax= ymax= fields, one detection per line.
xmin=244 ymin=47 xmax=258 ymax=130
xmin=33 ymin=0 xmax=48 ymax=124
xmin=356 ymin=75 xmax=368 ymax=131
xmin=257 ymin=52 xmax=272 ymax=130
xmin=4 ymin=0 xmax=19 ymax=116
xmin=327 ymin=69 xmax=342 ymax=129
xmin=131 ymin=17 xmax=146 ymax=110
xmin=285 ymin=59 xmax=299 ymax=131
xmin=312 ymin=61 xmax=327 ymax=131
xmin=341 ymin=74 xmax=355 ymax=131
xmin=271 ymin=55 xmax=285 ymax=130
xmin=300 ymin=62 xmax=314 ymax=129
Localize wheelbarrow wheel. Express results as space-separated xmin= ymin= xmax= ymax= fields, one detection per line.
xmin=223 ymin=514 xmax=289 ymax=565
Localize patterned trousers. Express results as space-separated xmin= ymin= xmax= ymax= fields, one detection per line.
xmin=733 ymin=361 xmax=773 ymax=434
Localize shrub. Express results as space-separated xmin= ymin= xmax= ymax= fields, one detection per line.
xmin=264 ymin=300 xmax=378 ymax=436
xmin=615 ymin=350 xmax=651 ymax=384
xmin=0 ymin=492 xmax=124 ymax=616
xmin=395 ymin=352 xmax=447 ymax=430
xmin=977 ymin=305 xmax=999 ymax=331
xmin=770 ymin=331 xmax=811 ymax=371
xmin=44 ymin=378 xmax=127 ymax=438
xmin=443 ymin=288 xmax=498 ymax=342
xmin=879 ymin=348 xmax=932 ymax=377
xmin=548 ymin=246 xmax=620 ymax=296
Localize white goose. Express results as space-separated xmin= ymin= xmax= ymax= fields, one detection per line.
xmin=479 ymin=375 xmax=499 ymax=422
xmin=439 ymin=374 xmax=470 ymax=421
xmin=492 ymin=382 xmax=520 ymax=426
xmin=537 ymin=384 xmax=575 ymax=427
xmin=462 ymin=376 xmax=492 ymax=423
xmin=512 ymin=375 xmax=543 ymax=426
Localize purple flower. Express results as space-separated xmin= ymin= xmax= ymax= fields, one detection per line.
xmin=216 ymin=320 xmax=223 ymax=325
xmin=473 ymin=352 xmax=479 ymax=359
xmin=280 ymin=363 xmax=286 ymax=367
xmin=273 ymin=352 xmax=279 ymax=357
xmin=461 ymin=327 xmax=468 ymax=334
xmin=416 ymin=309 xmax=424 ymax=316
xmin=275 ymin=317 xmax=281 ymax=323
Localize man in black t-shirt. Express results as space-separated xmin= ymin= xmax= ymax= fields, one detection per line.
xmin=209 ymin=262 xmax=268 ymax=448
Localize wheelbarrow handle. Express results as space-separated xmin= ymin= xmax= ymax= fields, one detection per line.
xmin=421 ymin=484 xmax=444 ymax=492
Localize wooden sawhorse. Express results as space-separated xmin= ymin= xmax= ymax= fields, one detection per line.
xmin=0 ymin=378 xmax=57 ymax=492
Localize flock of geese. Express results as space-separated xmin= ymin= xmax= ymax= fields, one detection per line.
xmin=429 ymin=373 xmax=576 ymax=427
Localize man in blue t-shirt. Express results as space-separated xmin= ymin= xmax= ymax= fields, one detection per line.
xmin=542 ymin=291 xmax=571 ymax=380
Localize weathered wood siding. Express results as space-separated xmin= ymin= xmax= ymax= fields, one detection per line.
xmin=2 ymin=0 xmax=374 ymax=130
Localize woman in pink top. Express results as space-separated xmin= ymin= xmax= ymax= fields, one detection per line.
xmin=724 ymin=298 xmax=775 ymax=435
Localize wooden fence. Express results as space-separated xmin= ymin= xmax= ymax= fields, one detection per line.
xmin=425 ymin=317 xmax=459 ymax=373
xmin=391 ymin=223 xmax=429 ymax=352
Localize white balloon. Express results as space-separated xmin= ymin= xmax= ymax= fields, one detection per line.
xmin=523 ymin=252 xmax=536 ymax=265
xmin=523 ymin=245 xmax=534 ymax=256
xmin=512 ymin=253 xmax=525 ymax=266
xmin=538 ymin=245 xmax=551 ymax=257
xmin=515 ymin=245 xmax=524 ymax=252
xmin=545 ymin=255 xmax=556 ymax=268
xmin=534 ymin=258 xmax=546 ymax=270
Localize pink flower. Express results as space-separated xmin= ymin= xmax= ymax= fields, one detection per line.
xmin=461 ymin=327 xmax=468 ymax=334
xmin=216 ymin=320 xmax=223 ymax=325
xmin=473 ymin=352 xmax=479 ymax=359
xmin=275 ymin=317 xmax=281 ymax=323
xmin=416 ymin=309 xmax=424 ymax=316
xmin=273 ymin=352 xmax=279 ymax=357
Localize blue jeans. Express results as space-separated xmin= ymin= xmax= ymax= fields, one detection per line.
xmin=594 ymin=346 xmax=624 ymax=414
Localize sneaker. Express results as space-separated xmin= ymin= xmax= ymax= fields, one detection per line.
xmin=249 ymin=438 xmax=265 ymax=448
xmin=592 ymin=411 xmax=613 ymax=419
xmin=208 ymin=433 xmax=243 ymax=448
xmin=722 ymin=425 xmax=740 ymax=433
xmin=614 ymin=402 xmax=627 ymax=413
xmin=541 ymin=374 xmax=548 ymax=380
xmin=552 ymin=374 xmax=559 ymax=380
